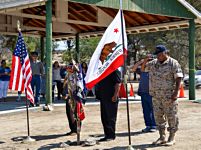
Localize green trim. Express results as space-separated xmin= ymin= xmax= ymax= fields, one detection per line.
xmin=189 ymin=19 xmax=196 ymax=100
xmin=69 ymin=0 xmax=196 ymax=18
xmin=76 ymin=33 xmax=80 ymax=62
xmin=45 ymin=0 xmax=53 ymax=105
xmin=40 ymin=37 xmax=44 ymax=62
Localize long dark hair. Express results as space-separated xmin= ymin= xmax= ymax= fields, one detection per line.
xmin=1 ymin=59 xmax=6 ymax=64
xmin=53 ymin=61 xmax=60 ymax=68
xmin=81 ymin=62 xmax=88 ymax=72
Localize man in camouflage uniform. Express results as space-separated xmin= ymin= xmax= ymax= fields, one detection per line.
xmin=143 ymin=45 xmax=183 ymax=146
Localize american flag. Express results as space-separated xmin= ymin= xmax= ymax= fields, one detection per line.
xmin=9 ymin=32 xmax=34 ymax=104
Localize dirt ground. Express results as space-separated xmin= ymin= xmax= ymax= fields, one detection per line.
xmin=0 ymin=100 xmax=201 ymax=150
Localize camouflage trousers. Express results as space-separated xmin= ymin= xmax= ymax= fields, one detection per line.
xmin=152 ymin=96 xmax=179 ymax=133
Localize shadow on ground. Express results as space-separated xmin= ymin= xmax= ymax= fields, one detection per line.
xmin=11 ymin=133 xmax=67 ymax=142
xmin=116 ymin=131 xmax=144 ymax=137
xmin=89 ymin=130 xmax=144 ymax=139
xmin=37 ymin=142 xmax=161 ymax=150
xmin=0 ymin=141 xmax=5 ymax=144
xmin=38 ymin=140 xmax=90 ymax=150
xmin=107 ymin=144 xmax=162 ymax=150
xmin=38 ymin=142 xmax=62 ymax=150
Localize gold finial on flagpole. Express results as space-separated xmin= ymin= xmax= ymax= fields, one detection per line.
xmin=17 ymin=20 xmax=21 ymax=32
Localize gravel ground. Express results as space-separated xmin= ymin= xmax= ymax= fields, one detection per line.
xmin=0 ymin=100 xmax=201 ymax=150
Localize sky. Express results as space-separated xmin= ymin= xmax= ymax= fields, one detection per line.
xmin=55 ymin=41 xmax=67 ymax=51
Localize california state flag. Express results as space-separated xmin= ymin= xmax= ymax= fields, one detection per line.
xmin=85 ymin=10 xmax=127 ymax=89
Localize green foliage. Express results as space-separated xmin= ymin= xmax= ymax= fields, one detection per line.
xmin=195 ymin=27 xmax=201 ymax=69
xmin=1 ymin=35 xmax=40 ymax=53
xmin=128 ymin=29 xmax=191 ymax=73
xmin=2 ymin=35 xmax=17 ymax=51
xmin=79 ymin=37 xmax=100 ymax=63
xmin=62 ymin=37 xmax=100 ymax=64
xmin=62 ymin=50 xmax=74 ymax=64
xmin=187 ymin=0 xmax=201 ymax=70
xmin=127 ymin=0 xmax=201 ymax=73
xmin=0 ymin=35 xmax=40 ymax=66
xmin=24 ymin=36 xmax=40 ymax=53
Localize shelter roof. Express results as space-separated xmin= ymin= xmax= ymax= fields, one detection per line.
xmin=0 ymin=0 xmax=46 ymax=10
xmin=0 ymin=0 xmax=200 ymax=40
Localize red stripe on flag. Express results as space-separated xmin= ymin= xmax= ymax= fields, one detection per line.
xmin=9 ymin=32 xmax=34 ymax=104
xmin=21 ymin=78 xmax=25 ymax=92
xmin=16 ymin=61 xmax=22 ymax=91
xmin=9 ymin=56 xmax=16 ymax=89
xmin=27 ymin=85 xmax=34 ymax=104
xmin=86 ymin=54 xmax=124 ymax=89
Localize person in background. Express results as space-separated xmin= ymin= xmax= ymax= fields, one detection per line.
xmin=16 ymin=91 xmax=22 ymax=102
xmin=143 ymin=45 xmax=183 ymax=146
xmin=0 ymin=60 xmax=11 ymax=102
xmin=40 ymin=61 xmax=46 ymax=100
xmin=81 ymin=62 xmax=88 ymax=95
xmin=132 ymin=59 xmax=156 ymax=133
xmin=30 ymin=51 xmax=44 ymax=107
xmin=60 ymin=64 xmax=67 ymax=96
xmin=52 ymin=61 xmax=62 ymax=101
xmin=60 ymin=65 xmax=67 ymax=79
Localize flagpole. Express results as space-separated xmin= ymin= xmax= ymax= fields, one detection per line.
xmin=119 ymin=1 xmax=134 ymax=150
xmin=17 ymin=20 xmax=35 ymax=143
xmin=73 ymin=60 xmax=81 ymax=145
xmin=23 ymin=88 xmax=35 ymax=143
xmin=25 ymin=88 xmax=30 ymax=137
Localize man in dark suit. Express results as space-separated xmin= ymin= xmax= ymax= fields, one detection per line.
xmin=96 ymin=69 xmax=121 ymax=142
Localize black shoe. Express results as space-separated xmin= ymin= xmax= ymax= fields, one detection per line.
xmin=29 ymin=103 xmax=35 ymax=107
xmin=142 ymin=127 xmax=151 ymax=133
xmin=99 ymin=137 xmax=115 ymax=142
xmin=66 ymin=131 xmax=77 ymax=136
xmin=35 ymin=103 xmax=40 ymax=107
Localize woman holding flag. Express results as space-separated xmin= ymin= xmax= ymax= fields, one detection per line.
xmin=62 ymin=61 xmax=85 ymax=136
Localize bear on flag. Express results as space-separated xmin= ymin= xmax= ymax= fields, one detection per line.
xmin=85 ymin=10 xmax=127 ymax=89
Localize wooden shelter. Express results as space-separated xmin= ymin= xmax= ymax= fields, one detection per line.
xmin=0 ymin=0 xmax=201 ymax=38
xmin=0 ymin=0 xmax=201 ymax=104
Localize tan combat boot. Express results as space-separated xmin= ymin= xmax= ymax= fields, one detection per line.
xmin=152 ymin=129 xmax=166 ymax=145
xmin=165 ymin=132 xmax=175 ymax=146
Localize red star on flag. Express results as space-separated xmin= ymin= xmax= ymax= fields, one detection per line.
xmin=114 ymin=28 xmax=119 ymax=33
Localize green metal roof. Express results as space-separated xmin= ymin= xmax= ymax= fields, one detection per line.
xmin=69 ymin=0 xmax=200 ymax=19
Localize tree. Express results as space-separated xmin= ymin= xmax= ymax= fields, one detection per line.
xmin=0 ymin=35 xmax=41 ymax=67
xmin=79 ymin=37 xmax=100 ymax=63
xmin=62 ymin=37 xmax=100 ymax=64
xmin=0 ymin=35 xmax=40 ymax=53
xmin=127 ymin=0 xmax=201 ymax=74
xmin=187 ymin=0 xmax=201 ymax=69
